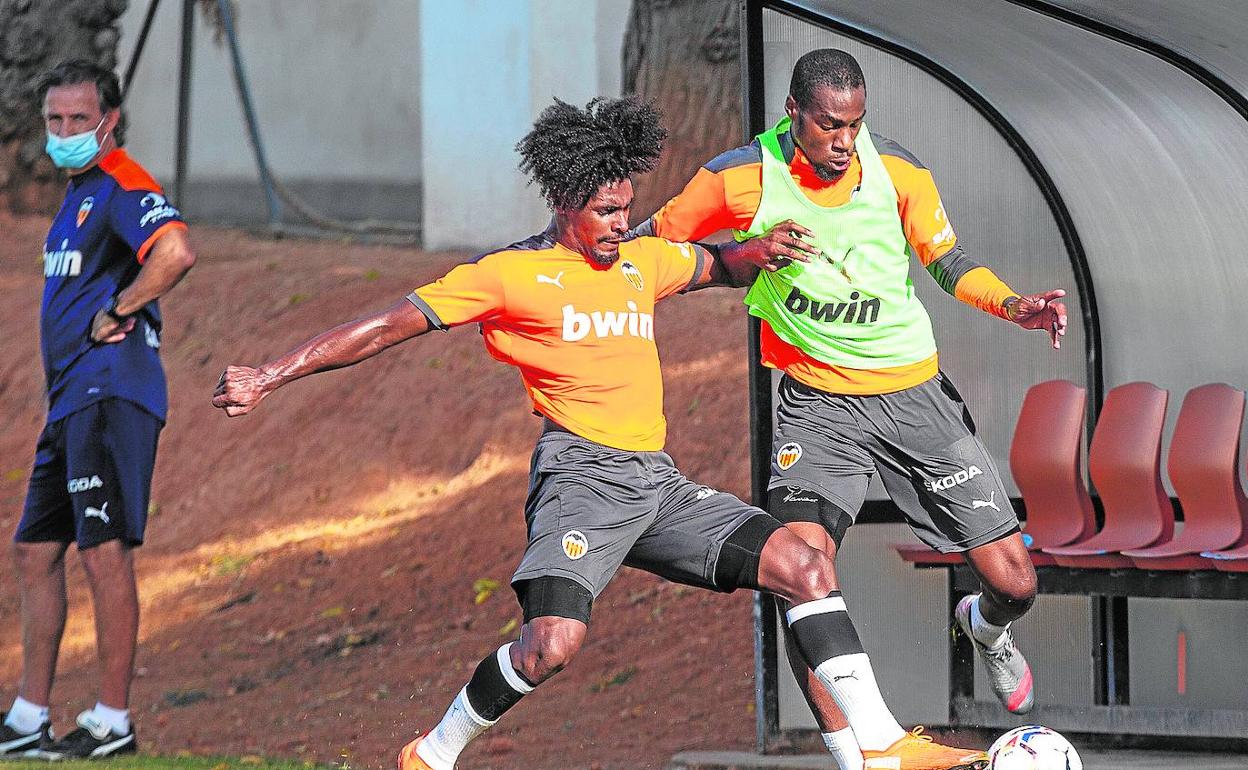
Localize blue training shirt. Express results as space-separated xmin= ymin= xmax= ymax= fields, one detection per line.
xmin=41 ymin=148 xmax=186 ymax=423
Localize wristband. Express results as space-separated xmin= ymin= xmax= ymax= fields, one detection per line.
xmin=1002 ymin=295 xmax=1021 ymax=320
xmin=103 ymin=294 xmax=131 ymax=323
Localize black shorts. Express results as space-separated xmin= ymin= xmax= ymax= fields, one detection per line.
xmin=17 ymin=399 xmax=162 ymax=549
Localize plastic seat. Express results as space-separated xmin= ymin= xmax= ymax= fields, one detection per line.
xmin=1125 ymin=384 xmax=1247 ymax=570
xmin=893 ymin=543 xmax=963 ymax=565
xmin=1009 ymin=380 xmax=1095 ymax=566
xmin=1045 ymin=382 xmax=1173 ymax=569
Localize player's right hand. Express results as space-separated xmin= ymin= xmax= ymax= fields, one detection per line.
xmin=741 ymin=218 xmax=820 ymax=272
xmin=212 ymin=365 xmax=271 ymax=417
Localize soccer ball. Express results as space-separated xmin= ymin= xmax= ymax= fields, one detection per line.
xmin=988 ymin=725 xmax=1082 ymax=770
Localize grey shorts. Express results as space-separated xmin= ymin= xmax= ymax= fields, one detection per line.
xmin=769 ymin=372 xmax=1019 ymax=553
xmin=513 ymin=431 xmax=773 ymax=597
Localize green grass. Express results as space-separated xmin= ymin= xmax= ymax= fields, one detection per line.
xmin=0 ymin=758 xmax=327 ymax=770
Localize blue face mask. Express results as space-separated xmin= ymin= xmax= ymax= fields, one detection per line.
xmin=45 ymin=115 xmax=108 ymax=169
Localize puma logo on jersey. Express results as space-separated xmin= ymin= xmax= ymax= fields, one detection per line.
xmin=925 ymin=465 xmax=982 ymax=492
xmin=536 ymin=272 xmax=565 ymax=289
xmin=44 ymin=239 xmax=83 ymax=277
xmin=784 ymin=287 xmax=880 ymax=325
xmin=561 ymin=302 xmax=654 ymax=342
xmin=972 ymin=491 xmax=1001 ymax=512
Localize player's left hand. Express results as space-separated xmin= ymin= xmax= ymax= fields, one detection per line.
xmin=90 ymin=309 xmax=136 ymax=343
xmin=1007 ymin=289 xmax=1067 ymax=349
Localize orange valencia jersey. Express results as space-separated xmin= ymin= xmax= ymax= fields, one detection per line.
xmin=643 ymin=129 xmax=1017 ymax=395
xmin=408 ymin=232 xmax=704 ymax=452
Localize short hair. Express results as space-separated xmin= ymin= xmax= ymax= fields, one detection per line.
xmin=789 ymin=49 xmax=865 ymax=108
xmin=36 ymin=59 xmax=126 ymax=146
xmin=516 ymin=97 xmax=665 ymax=211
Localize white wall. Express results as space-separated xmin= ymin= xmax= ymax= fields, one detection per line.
xmin=117 ymin=0 xmax=630 ymax=242
xmin=119 ymin=0 xmax=422 ymax=182
xmin=419 ymin=0 xmax=630 ymax=249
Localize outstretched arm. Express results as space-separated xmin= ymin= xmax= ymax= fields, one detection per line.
xmin=212 ymin=298 xmax=431 ymax=416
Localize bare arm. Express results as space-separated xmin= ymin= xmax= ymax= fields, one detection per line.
xmin=212 ymin=298 xmax=431 ymax=416
xmin=91 ymin=227 xmax=197 ymax=343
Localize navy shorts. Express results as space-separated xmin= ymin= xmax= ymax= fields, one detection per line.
xmin=17 ymin=399 xmax=163 ymax=549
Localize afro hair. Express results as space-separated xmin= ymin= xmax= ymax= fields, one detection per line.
xmin=516 ymin=97 xmax=666 ymax=211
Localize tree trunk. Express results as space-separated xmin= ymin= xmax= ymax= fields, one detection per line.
xmin=0 ymin=0 xmax=129 ymax=213
xmin=623 ymin=0 xmax=741 ymax=224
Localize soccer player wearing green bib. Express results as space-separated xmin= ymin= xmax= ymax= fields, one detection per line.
xmin=633 ymin=49 xmax=1066 ymax=770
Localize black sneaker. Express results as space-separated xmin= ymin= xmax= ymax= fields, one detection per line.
xmin=0 ymin=712 xmax=50 ymax=755
xmin=29 ymin=710 xmax=135 ymax=759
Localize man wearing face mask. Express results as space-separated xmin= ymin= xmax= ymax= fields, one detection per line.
xmin=1 ymin=60 xmax=195 ymax=761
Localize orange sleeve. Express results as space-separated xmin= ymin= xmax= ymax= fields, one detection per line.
xmin=881 ymin=154 xmax=957 ymax=266
xmin=410 ymin=254 xmax=506 ymax=329
xmin=644 ymin=238 xmax=703 ymax=300
xmin=135 ymin=220 xmax=188 ymax=264
xmin=650 ymin=156 xmax=765 ymax=241
xmin=954 ymin=266 xmax=1019 ymax=319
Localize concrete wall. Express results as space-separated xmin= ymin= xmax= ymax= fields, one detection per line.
xmin=419 ymin=0 xmax=630 ymax=250
xmin=117 ymin=0 xmax=629 ymax=239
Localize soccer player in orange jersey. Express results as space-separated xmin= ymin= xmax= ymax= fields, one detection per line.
xmin=213 ymin=98 xmax=988 ymax=770
xmin=632 ymin=49 xmax=1067 ymax=769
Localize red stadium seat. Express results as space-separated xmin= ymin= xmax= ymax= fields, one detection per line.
xmin=1009 ymin=380 xmax=1095 ymax=566
xmin=1125 ymin=384 xmax=1248 ymax=570
xmin=1045 ymin=382 xmax=1173 ymax=569
xmin=893 ymin=543 xmax=963 ymax=565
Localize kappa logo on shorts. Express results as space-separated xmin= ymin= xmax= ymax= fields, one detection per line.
xmin=776 ymin=442 xmax=803 ymax=471
xmin=620 ymin=260 xmax=644 ymax=292
xmin=925 ymin=465 xmax=982 ymax=492
xmin=695 ymin=487 xmax=718 ymax=501
xmin=67 ymin=475 xmax=104 ymax=494
xmin=561 ymin=530 xmax=589 ymax=560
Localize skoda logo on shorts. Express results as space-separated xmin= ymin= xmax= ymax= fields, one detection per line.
xmin=561 ymin=530 xmax=589 ymax=560
xmin=776 ymin=442 xmax=803 ymax=471
xmin=620 ymin=261 xmax=644 ymax=292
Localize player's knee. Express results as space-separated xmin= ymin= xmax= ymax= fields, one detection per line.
xmin=785 ymin=545 xmax=838 ymax=603
xmin=12 ymin=541 xmax=65 ymax=579
xmin=513 ymin=619 xmax=586 ymax=683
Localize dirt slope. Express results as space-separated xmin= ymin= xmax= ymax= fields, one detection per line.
xmin=0 ymin=214 xmax=760 ymax=770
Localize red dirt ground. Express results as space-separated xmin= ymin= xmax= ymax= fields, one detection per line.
xmin=0 ymin=213 xmax=761 ymax=770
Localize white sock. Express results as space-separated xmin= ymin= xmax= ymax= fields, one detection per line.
xmin=91 ymin=702 xmax=130 ymax=735
xmin=813 ymin=653 xmax=907 ymax=752
xmin=969 ymin=594 xmax=1009 ymax=649
xmin=416 ymin=686 xmax=495 ymax=770
xmin=4 ymin=697 xmax=48 ymax=734
xmin=823 ymin=727 xmax=865 ymax=770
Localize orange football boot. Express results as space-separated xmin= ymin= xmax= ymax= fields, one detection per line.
xmin=397 ymin=734 xmax=437 ymax=770
xmin=862 ymin=726 xmax=989 ymax=770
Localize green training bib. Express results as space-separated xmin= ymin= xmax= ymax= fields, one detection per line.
xmin=740 ymin=118 xmax=937 ymax=368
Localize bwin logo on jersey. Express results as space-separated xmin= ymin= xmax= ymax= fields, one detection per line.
xmin=561 ymin=303 xmax=654 ymax=342
xmin=139 ymin=192 xmax=180 ymax=228
xmin=620 ymin=260 xmax=644 ymax=292
xmin=44 ymin=239 xmax=83 ymax=277
xmin=67 ymin=475 xmax=104 ymax=493
xmin=926 ymin=465 xmax=983 ymax=492
xmin=784 ymin=287 xmax=880 ymax=325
